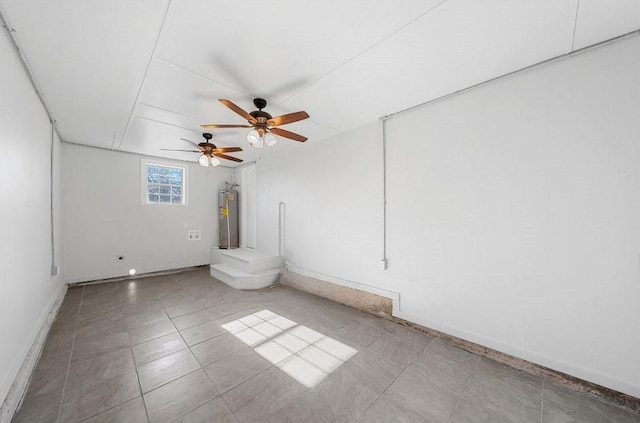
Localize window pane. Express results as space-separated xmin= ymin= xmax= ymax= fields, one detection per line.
xmin=147 ymin=174 xmax=159 ymax=183
xmin=148 ymin=194 xmax=159 ymax=203
xmin=159 ymin=167 xmax=170 ymax=176
xmin=171 ymin=186 xmax=182 ymax=195
xmin=171 ymin=176 xmax=182 ymax=185
xmin=159 ymin=176 xmax=170 ymax=184
xmin=148 ymin=185 xmax=159 ymax=194
xmin=159 ymin=186 xmax=171 ymax=194
xmin=170 ymin=168 xmax=182 ymax=178
xmin=159 ymin=194 xmax=171 ymax=203
xmin=147 ymin=165 xmax=159 ymax=174
xmin=172 ymin=195 xmax=182 ymax=204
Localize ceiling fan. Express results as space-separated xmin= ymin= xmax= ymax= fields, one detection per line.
xmin=161 ymin=133 xmax=243 ymax=167
xmin=201 ymin=98 xmax=310 ymax=148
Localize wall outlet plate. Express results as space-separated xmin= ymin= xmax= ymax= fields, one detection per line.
xmin=188 ymin=229 xmax=201 ymax=241
xmin=50 ymin=265 xmax=59 ymax=276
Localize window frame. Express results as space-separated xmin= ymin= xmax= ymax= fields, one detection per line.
xmin=141 ymin=159 xmax=189 ymax=206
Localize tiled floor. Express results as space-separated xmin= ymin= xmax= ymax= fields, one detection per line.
xmin=12 ymin=268 xmax=640 ymax=423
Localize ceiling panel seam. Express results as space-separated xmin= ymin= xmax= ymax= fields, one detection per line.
xmin=571 ymin=0 xmax=581 ymax=52
xmin=380 ymin=29 xmax=640 ymax=122
xmin=116 ymin=0 xmax=173 ymax=151
xmin=156 ymin=56 xmax=244 ymax=93
xmin=277 ymin=0 xmax=451 ymax=107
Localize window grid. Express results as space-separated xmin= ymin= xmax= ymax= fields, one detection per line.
xmin=145 ymin=164 xmax=185 ymax=205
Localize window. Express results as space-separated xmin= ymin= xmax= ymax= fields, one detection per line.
xmin=142 ymin=162 xmax=187 ymax=205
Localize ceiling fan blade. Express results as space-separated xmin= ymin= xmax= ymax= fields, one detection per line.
xmin=200 ymin=124 xmax=252 ymax=129
xmin=161 ymin=149 xmax=201 ymax=152
xmin=266 ymin=111 xmax=309 ymax=126
xmin=179 ymin=137 xmax=200 ymax=148
xmin=214 ymin=153 xmax=243 ymax=163
xmin=219 ymin=99 xmax=257 ymax=124
xmin=270 ymin=127 xmax=308 ymax=142
xmin=214 ymin=147 xmax=243 ymax=153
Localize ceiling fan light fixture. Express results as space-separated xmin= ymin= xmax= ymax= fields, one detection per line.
xmin=265 ymin=132 xmax=277 ymax=147
xmin=198 ymin=154 xmax=210 ymax=167
xmin=247 ymin=129 xmax=260 ymax=145
xmin=210 ymin=156 xmax=221 ymax=166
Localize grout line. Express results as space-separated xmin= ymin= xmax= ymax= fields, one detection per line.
xmin=55 ymin=285 xmax=84 ymax=423
xmin=126 ymin=328 xmax=152 ymax=423
xmin=447 ymin=355 xmax=481 ymax=423
xmin=541 ymin=380 xmax=545 ymax=423
xmin=570 ymin=0 xmax=581 ymax=52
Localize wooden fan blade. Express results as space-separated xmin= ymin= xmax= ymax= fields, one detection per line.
xmin=270 ymin=127 xmax=308 ymax=142
xmin=266 ymin=111 xmax=309 ymax=126
xmin=179 ymin=137 xmax=200 ymax=148
xmin=214 ymin=153 xmax=243 ymax=163
xmin=219 ymin=99 xmax=257 ymax=124
xmin=161 ymin=149 xmax=201 ymax=152
xmin=214 ymin=147 xmax=243 ymax=153
xmin=200 ymin=124 xmax=252 ymax=129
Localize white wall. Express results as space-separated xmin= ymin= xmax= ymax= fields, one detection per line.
xmin=255 ymin=34 xmax=640 ymax=397
xmin=62 ymin=144 xmax=231 ymax=283
xmin=0 ymin=29 xmax=64 ymax=405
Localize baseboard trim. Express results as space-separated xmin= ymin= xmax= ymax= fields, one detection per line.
xmin=283 ymin=270 xmax=640 ymax=414
xmin=67 ymin=264 xmax=209 ymax=287
xmin=0 ymin=282 xmax=67 ymax=423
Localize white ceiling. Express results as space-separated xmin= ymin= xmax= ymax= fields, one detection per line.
xmin=2 ymin=0 xmax=639 ymax=167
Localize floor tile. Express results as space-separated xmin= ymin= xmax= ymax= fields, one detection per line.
xmin=14 ymin=269 xmax=637 ymax=423
xmin=451 ymin=397 xmax=539 ymax=423
xmin=204 ymin=348 xmax=271 ymax=394
xmin=180 ymin=320 xmax=226 ymax=346
xmin=222 ymin=367 xmax=306 ymax=422
xmin=67 ymin=347 xmax=135 ymax=388
xmin=463 ymin=359 xmax=542 ymax=419
xmin=72 ymin=331 xmax=131 ymax=362
xmin=542 ymin=383 xmax=635 ymax=423
xmin=340 ymin=349 xmax=403 ymax=395
xmin=358 ymin=395 xmax=428 ymax=423
xmin=172 ymin=397 xmax=238 ymax=423
xmin=190 ymin=333 xmax=247 ymax=367
xmin=11 ymin=390 xmax=63 ymax=423
xmin=129 ymin=320 xmax=177 ymax=345
xmin=125 ymin=309 xmax=169 ymax=330
xmin=59 ymin=368 xmax=141 ymax=423
xmin=334 ymin=320 xmax=386 ymax=348
xmin=273 ymin=397 xmax=332 ymax=423
xmin=172 ymin=310 xmax=213 ymax=331
xmin=406 ymin=338 xmax=479 ymax=394
xmin=137 ymin=348 xmax=200 ymax=393
xmin=132 ymin=332 xmax=188 ymax=365
xmin=82 ymin=396 xmax=149 ymax=423
xmin=384 ymin=370 xmax=460 ymax=423
xmin=367 ymin=332 xmax=426 ymax=368
xmin=296 ymin=370 xmax=378 ymax=423
xmin=143 ymin=370 xmax=218 ymax=423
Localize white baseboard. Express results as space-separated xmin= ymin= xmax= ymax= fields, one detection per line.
xmin=0 ymin=282 xmax=68 ymax=423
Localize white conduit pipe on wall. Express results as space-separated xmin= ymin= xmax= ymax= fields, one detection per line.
xmin=1 ymin=8 xmax=60 ymax=275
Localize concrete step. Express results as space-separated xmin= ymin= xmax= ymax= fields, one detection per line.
xmin=210 ymin=263 xmax=281 ymax=290
xmin=210 ymin=247 xmax=283 ymax=273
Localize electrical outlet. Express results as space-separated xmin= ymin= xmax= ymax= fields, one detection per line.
xmin=188 ymin=230 xmax=201 ymax=241
xmin=50 ymin=265 xmax=59 ymax=276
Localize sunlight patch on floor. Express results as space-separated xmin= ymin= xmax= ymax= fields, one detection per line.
xmin=221 ymin=309 xmax=357 ymax=388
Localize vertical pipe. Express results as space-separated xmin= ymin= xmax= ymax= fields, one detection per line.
xmin=50 ymin=121 xmax=55 ymax=271
xmin=278 ymin=202 xmax=285 ymax=257
xmin=381 ymin=118 xmax=387 ymax=262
